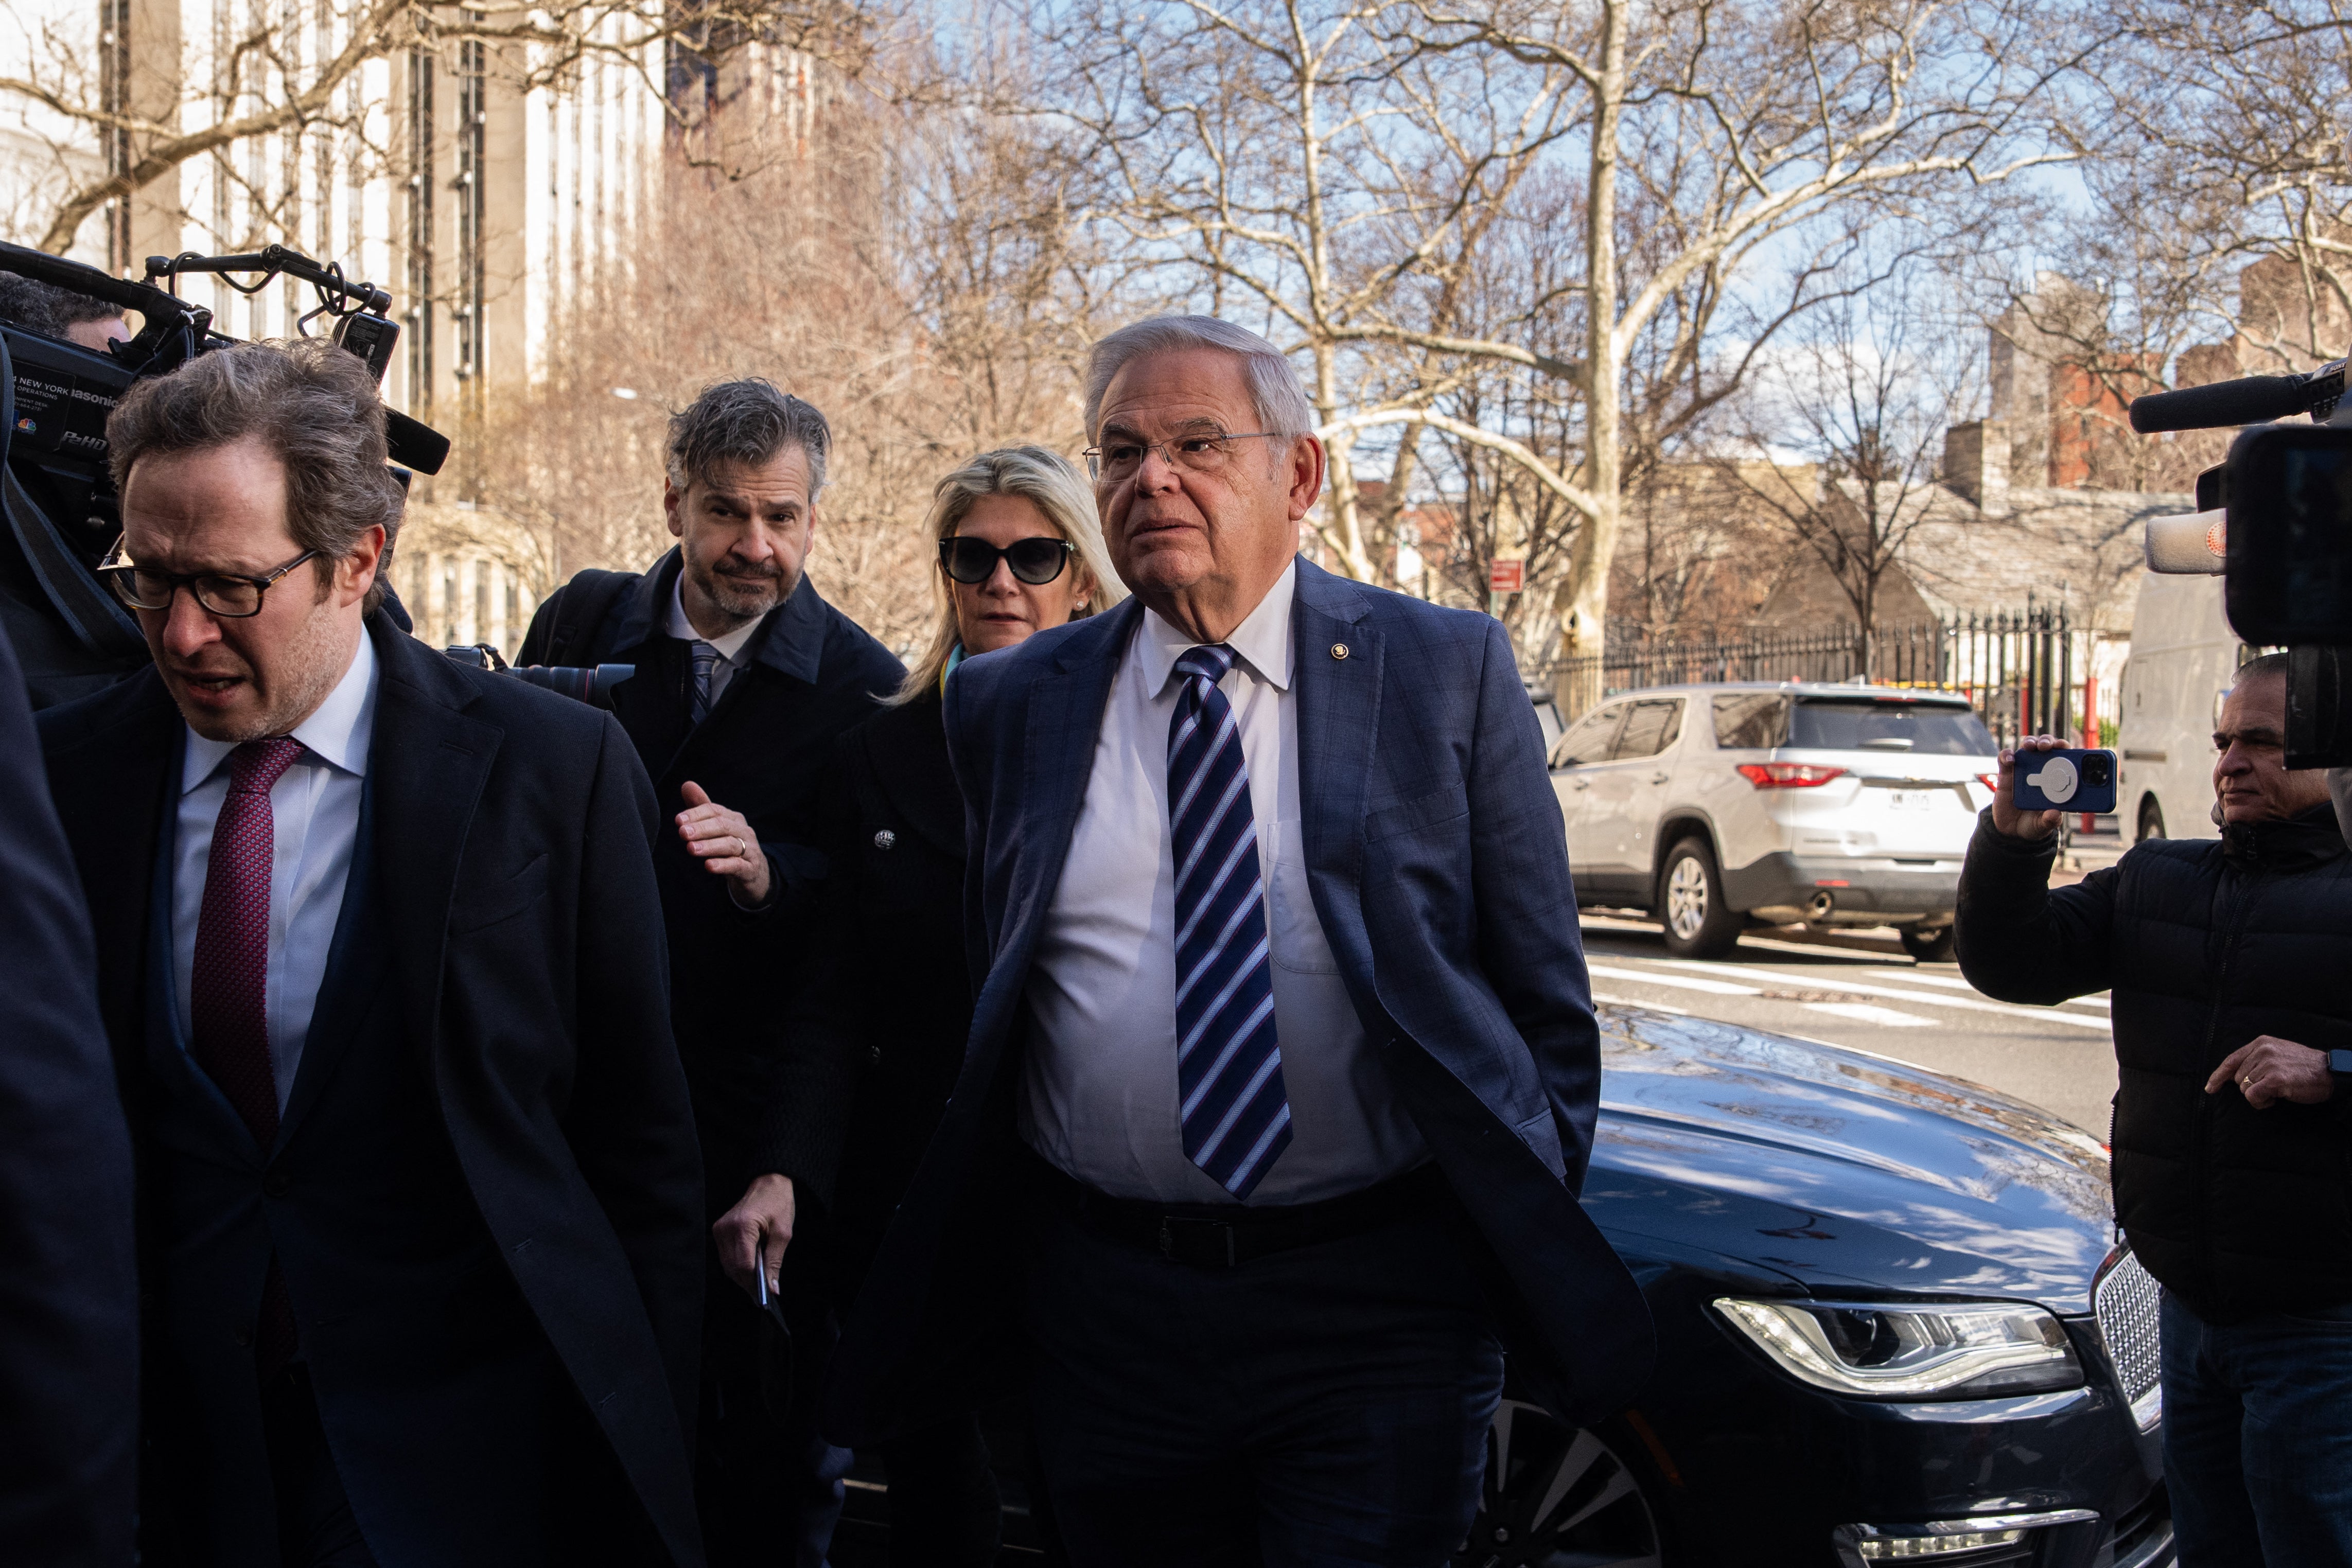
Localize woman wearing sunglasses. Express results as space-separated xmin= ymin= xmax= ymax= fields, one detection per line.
xmin=771 ymin=446 xmax=1120 ymax=1564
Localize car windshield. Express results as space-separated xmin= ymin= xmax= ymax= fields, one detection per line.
xmin=1790 ymin=698 xmax=1994 ymax=756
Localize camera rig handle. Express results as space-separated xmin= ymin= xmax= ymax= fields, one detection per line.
xmin=144 ymin=245 xmax=393 ymax=317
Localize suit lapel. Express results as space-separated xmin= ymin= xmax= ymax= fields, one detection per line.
xmin=365 ymin=622 xmax=502 ymax=1068
xmin=1290 ymin=561 xmax=1382 ymax=985
xmin=276 ymin=774 xmax=390 ymax=1143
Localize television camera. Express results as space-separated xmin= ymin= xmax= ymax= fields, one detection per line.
xmin=2131 ymin=366 xmax=2352 ymax=767
xmin=0 ymin=239 xmax=448 ymax=706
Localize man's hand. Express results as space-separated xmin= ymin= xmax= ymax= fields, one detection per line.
xmin=2207 ymin=1036 xmax=2337 ymax=1108
xmin=713 ymin=1173 xmax=796 ymax=1297
xmin=677 ymin=781 xmax=771 ymax=906
xmin=1989 ymin=735 xmax=2067 ymax=840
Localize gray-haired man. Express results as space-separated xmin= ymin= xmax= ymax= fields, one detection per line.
xmin=520 ymin=378 xmax=904 ymax=1566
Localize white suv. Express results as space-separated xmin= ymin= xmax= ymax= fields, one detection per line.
xmin=1547 ymin=682 xmax=2000 ymax=960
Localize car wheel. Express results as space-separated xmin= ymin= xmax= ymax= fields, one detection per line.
xmin=2136 ymin=797 xmax=2165 ymax=842
xmin=1454 ymin=1401 xmax=1666 ymax=1567
xmin=1657 ymin=838 xmax=1739 ymax=960
xmin=1899 ymin=926 xmax=1955 ymax=963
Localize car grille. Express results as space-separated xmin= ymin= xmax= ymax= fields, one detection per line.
xmin=2109 ymin=1483 xmax=2175 ymax=1568
xmin=2095 ymin=1248 xmax=2163 ymax=1431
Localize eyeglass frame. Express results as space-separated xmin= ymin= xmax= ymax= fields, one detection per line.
xmin=937 ymin=535 xmax=1077 ymax=586
xmin=1082 ymin=429 xmax=1291 ymax=482
xmin=97 ymin=540 xmax=326 ymax=619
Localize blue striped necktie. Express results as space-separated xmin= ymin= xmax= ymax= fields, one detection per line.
xmin=688 ymin=641 xmax=722 ymax=724
xmin=1167 ymin=644 xmax=1291 ymax=1199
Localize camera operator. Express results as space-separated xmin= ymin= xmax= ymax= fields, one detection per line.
xmin=0 ymin=274 xmax=132 ymax=351
xmin=1955 ymin=653 xmax=2352 ymax=1567
xmin=518 ymin=379 xmax=904 ymax=1566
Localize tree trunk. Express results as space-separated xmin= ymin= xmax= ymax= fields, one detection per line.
xmin=1555 ymin=0 xmax=1626 ymax=719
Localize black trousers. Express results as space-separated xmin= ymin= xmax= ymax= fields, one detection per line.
xmin=259 ymin=1365 xmax=378 ymax=1568
xmin=1021 ymin=1189 xmax=1504 ymax=1568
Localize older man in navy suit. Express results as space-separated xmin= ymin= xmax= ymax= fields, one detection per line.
xmin=824 ymin=316 xmax=1652 ymax=1565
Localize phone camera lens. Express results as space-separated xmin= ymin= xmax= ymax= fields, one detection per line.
xmin=2085 ymin=754 xmax=2113 ymax=785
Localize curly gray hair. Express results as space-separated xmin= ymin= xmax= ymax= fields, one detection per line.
xmin=666 ymin=378 xmax=832 ymax=497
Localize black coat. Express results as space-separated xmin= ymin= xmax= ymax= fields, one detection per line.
xmin=1956 ymin=805 xmax=2352 ymax=1322
xmin=521 ymin=553 xmax=906 ymax=1211
xmin=0 ymin=621 xmax=136 ymax=1566
xmin=761 ymin=691 xmax=971 ymax=1284
xmin=36 ymin=616 xmax=708 ymax=1567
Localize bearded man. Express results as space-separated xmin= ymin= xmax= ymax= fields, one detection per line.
xmin=519 ymin=378 xmax=904 ymax=1566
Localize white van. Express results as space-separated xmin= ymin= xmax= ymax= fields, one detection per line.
xmin=2116 ymin=570 xmax=2248 ymax=841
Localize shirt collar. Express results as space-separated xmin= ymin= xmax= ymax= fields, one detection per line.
xmin=181 ymin=624 xmax=379 ymax=794
xmin=1138 ymin=557 xmax=1297 ymax=699
xmin=667 ymin=572 xmax=764 ymax=664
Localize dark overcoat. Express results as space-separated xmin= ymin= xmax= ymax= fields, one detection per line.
xmin=0 ymin=620 xmax=137 ymax=1565
xmin=37 ymin=615 xmax=707 ymax=1567
xmin=760 ymin=690 xmax=972 ymax=1289
xmin=520 ymin=551 xmax=905 ymax=1209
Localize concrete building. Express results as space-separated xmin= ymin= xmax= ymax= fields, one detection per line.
xmin=0 ymin=0 xmax=695 ymax=650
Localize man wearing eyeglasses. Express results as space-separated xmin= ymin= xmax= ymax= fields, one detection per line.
xmin=34 ymin=339 xmax=707 ymax=1566
xmin=823 ymin=315 xmax=1653 ymax=1565
xmin=517 ymin=378 xmax=904 ymax=1567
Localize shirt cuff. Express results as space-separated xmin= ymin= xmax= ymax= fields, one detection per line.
xmin=728 ymin=852 xmax=781 ymax=913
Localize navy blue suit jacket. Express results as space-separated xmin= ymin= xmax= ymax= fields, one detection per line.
xmin=0 ymin=621 xmax=136 ymax=1565
xmin=823 ymin=559 xmax=1653 ymax=1443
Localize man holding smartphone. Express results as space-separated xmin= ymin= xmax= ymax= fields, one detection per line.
xmin=1955 ymin=652 xmax=2352 ymax=1568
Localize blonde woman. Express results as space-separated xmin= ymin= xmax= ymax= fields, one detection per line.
xmin=772 ymin=446 xmax=1118 ymax=1563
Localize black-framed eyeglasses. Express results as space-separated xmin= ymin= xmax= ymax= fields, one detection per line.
xmin=1083 ymin=430 xmax=1286 ymax=482
xmin=939 ymin=536 xmax=1076 ymax=586
xmin=97 ymin=541 xmax=324 ymax=618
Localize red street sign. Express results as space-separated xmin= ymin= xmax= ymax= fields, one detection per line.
xmin=1488 ymin=558 xmax=1525 ymax=595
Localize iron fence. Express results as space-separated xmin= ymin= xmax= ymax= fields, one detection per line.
xmin=1539 ymin=605 xmax=2083 ymax=746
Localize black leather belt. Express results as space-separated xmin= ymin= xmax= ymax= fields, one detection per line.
xmin=1022 ymin=1150 xmax=1451 ymax=1269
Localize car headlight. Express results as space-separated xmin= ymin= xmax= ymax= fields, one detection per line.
xmin=1714 ymin=1297 xmax=2083 ymax=1399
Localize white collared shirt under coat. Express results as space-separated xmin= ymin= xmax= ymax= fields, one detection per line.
xmin=665 ymin=572 xmax=762 ymax=709
xmin=1017 ymin=559 xmax=1428 ymax=1205
xmin=171 ymin=629 xmax=378 ymax=1115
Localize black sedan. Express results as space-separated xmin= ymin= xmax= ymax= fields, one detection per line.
xmin=836 ymin=1004 xmax=2172 ymax=1567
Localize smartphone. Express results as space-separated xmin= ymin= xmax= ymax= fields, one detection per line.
xmin=2012 ymin=748 xmax=2118 ymax=814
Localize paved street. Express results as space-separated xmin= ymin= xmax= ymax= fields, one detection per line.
xmin=1582 ymin=895 xmax=2122 ymax=1138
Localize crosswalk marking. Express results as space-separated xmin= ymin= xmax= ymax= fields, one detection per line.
xmin=1804 ymin=1001 xmax=1936 ymax=1028
xmin=1597 ymin=956 xmax=2112 ymax=1031
xmin=1587 ymin=962 xmax=1760 ymax=997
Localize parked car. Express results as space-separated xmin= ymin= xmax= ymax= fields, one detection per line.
xmin=1548 ymin=682 xmax=2001 ymax=960
xmin=835 ymin=1005 xmax=2171 ymax=1568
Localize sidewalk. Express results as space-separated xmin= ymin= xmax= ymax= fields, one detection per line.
xmin=2052 ymin=829 xmax=2129 ymax=888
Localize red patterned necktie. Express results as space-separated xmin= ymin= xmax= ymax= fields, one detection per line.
xmin=189 ymin=735 xmax=305 ymax=1370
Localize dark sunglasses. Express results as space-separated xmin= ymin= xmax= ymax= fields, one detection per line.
xmin=939 ymin=535 xmax=1076 ymax=586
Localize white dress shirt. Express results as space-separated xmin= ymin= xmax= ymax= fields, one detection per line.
xmin=1018 ymin=560 xmax=1427 ymax=1206
xmin=666 ymin=573 xmax=762 ymax=709
xmin=172 ymin=630 xmax=378 ymax=1113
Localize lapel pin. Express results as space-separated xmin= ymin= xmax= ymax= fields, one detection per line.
xmin=1330 ymin=643 xmax=1349 ymax=660
xmin=873 ymin=830 xmax=896 ymax=850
